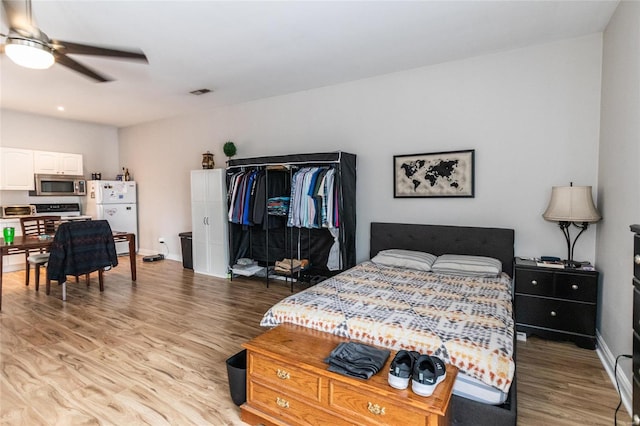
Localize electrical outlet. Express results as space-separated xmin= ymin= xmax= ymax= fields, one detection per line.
xmin=158 ymin=237 xmax=165 ymax=243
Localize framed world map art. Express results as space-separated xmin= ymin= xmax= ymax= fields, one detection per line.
xmin=393 ymin=149 xmax=475 ymax=198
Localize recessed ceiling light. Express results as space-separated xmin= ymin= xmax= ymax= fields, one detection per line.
xmin=56 ymin=106 xmax=65 ymax=111
xmin=189 ymin=88 xmax=212 ymax=96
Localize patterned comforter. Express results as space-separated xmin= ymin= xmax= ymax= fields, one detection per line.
xmin=261 ymin=261 xmax=515 ymax=393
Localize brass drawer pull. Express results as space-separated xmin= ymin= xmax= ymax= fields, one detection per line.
xmin=367 ymin=402 xmax=386 ymax=415
xmin=276 ymin=369 xmax=290 ymax=380
xmin=571 ymin=284 xmax=579 ymax=290
xmin=276 ymin=397 xmax=290 ymax=408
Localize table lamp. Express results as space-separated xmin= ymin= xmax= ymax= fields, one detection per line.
xmin=542 ymin=184 xmax=601 ymax=268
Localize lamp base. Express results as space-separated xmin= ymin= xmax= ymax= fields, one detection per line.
xmin=564 ymin=259 xmax=588 ymax=269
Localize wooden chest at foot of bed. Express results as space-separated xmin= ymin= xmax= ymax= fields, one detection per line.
xmin=241 ymin=324 xmax=458 ymax=426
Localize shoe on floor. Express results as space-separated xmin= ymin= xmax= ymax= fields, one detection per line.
xmin=388 ymin=350 xmax=420 ymax=389
xmin=411 ymin=355 xmax=447 ymax=397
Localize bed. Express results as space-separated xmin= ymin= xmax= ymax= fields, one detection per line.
xmin=260 ymin=222 xmax=517 ymax=426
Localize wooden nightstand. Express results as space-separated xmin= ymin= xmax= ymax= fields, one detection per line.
xmin=514 ymin=257 xmax=599 ymax=349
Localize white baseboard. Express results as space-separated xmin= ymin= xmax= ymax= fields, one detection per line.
xmin=596 ymin=330 xmax=632 ymax=417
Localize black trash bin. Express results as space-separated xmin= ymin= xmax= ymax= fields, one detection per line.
xmin=226 ymin=349 xmax=247 ymax=406
xmin=178 ymin=232 xmax=193 ymax=269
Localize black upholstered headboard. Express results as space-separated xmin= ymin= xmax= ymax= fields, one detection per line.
xmin=370 ymin=222 xmax=515 ymax=275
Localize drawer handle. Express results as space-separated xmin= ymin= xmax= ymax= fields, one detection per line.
xmin=550 ymin=311 xmax=557 ymax=317
xmin=571 ymin=284 xmax=579 ymax=290
xmin=276 ymin=369 xmax=290 ymax=380
xmin=531 ymin=280 xmax=538 ymax=286
xmin=635 ymin=255 xmax=640 ymax=265
xmin=633 ymin=414 xmax=640 ymax=425
xmin=276 ymin=397 xmax=290 ymax=409
xmin=367 ymin=402 xmax=386 ymax=416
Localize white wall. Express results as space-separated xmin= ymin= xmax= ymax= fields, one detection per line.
xmin=597 ymin=0 xmax=640 ymax=412
xmin=0 ymin=109 xmax=120 ymax=207
xmin=120 ymin=35 xmax=603 ymax=265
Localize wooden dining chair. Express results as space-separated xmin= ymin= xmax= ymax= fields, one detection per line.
xmin=19 ymin=215 xmax=61 ymax=291
xmin=46 ymin=220 xmax=118 ymax=301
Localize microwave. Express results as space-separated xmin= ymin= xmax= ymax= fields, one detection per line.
xmin=30 ymin=174 xmax=86 ymax=196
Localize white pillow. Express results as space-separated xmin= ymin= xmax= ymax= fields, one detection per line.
xmin=371 ymin=249 xmax=437 ymax=271
xmin=431 ymin=254 xmax=502 ymax=277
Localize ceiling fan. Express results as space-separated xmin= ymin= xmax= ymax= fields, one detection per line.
xmin=0 ymin=0 xmax=148 ymax=82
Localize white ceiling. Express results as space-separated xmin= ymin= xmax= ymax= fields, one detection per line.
xmin=0 ymin=1 xmax=619 ymax=128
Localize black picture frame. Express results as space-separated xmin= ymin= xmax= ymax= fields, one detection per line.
xmin=393 ymin=149 xmax=475 ymax=198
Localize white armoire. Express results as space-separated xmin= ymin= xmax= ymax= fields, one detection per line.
xmin=191 ymin=169 xmax=229 ymax=278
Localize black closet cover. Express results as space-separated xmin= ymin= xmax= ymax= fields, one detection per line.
xmin=227 ymin=151 xmax=356 ymax=273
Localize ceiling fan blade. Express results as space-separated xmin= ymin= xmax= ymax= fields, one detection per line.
xmin=52 ymin=51 xmax=111 ymax=82
xmin=2 ymin=0 xmax=40 ymax=39
xmin=52 ymin=40 xmax=148 ymax=62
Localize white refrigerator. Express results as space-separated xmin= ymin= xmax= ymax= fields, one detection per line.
xmin=85 ymin=180 xmax=138 ymax=255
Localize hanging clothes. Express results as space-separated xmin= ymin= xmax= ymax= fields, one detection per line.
xmin=227 ymin=168 xmax=291 ymax=229
xmin=286 ymin=166 xmax=337 ymax=229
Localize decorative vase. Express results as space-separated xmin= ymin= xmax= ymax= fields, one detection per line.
xmin=202 ymin=151 xmax=215 ymax=169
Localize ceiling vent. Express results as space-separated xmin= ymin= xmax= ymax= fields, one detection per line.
xmin=190 ymin=88 xmax=212 ymax=96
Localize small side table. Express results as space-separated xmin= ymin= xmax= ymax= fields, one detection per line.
xmin=514 ymin=257 xmax=599 ymax=349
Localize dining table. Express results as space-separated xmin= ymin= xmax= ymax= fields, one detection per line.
xmin=0 ymin=231 xmax=136 ymax=310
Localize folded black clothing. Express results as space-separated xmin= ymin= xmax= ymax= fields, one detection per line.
xmin=324 ymin=341 xmax=391 ymax=380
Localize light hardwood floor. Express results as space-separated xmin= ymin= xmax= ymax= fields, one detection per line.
xmin=0 ymin=257 xmax=631 ymax=425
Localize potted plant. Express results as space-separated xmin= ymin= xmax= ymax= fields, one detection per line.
xmin=223 ymin=141 xmax=237 ymax=163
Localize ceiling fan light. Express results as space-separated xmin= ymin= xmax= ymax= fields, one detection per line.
xmin=5 ymin=38 xmax=55 ymax=70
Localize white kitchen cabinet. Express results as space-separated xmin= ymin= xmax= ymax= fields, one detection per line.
xmin=34 ymin=150 xmax=83 ymax=175
xmin=0 ymin=219 xmax=25 ymax=272
xmin=191 ymin=169 xmax=229 ymax=278
xmin=0 ymin=147 xmax=35 ymax=190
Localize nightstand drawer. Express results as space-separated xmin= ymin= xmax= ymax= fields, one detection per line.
xmin=555 ymin=272 xmax=597 ymax=302
xmin=515 ymin=295 xmax=596 ymax=335
xmin=515 ymin=268 xmax=554 ymax=296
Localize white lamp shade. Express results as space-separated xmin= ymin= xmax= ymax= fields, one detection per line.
xmin=542 ymin=186 xmax=601 ymax=223
xmin=5 ymin=38 xmax=55 ymax=70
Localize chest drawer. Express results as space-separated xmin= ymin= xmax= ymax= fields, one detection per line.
xmin=248 ymin=352 xmax=322 ymax=403
xmin=634 ymin=286 xmax=640 ymax=335
xmin=515 ymin=295 xmax=596 ymax=335
xmin=515 ymin=269 xmax=554 ymax=296
xmin=554 ymin=272 xmax=597 ymax=303
xmin=635 ymin=332 xmax=640 ymax=378
xmin=328 ymin=380 xmax=425 ymax=425
xmin=248 ymin=380 xmax=342 ymax=426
